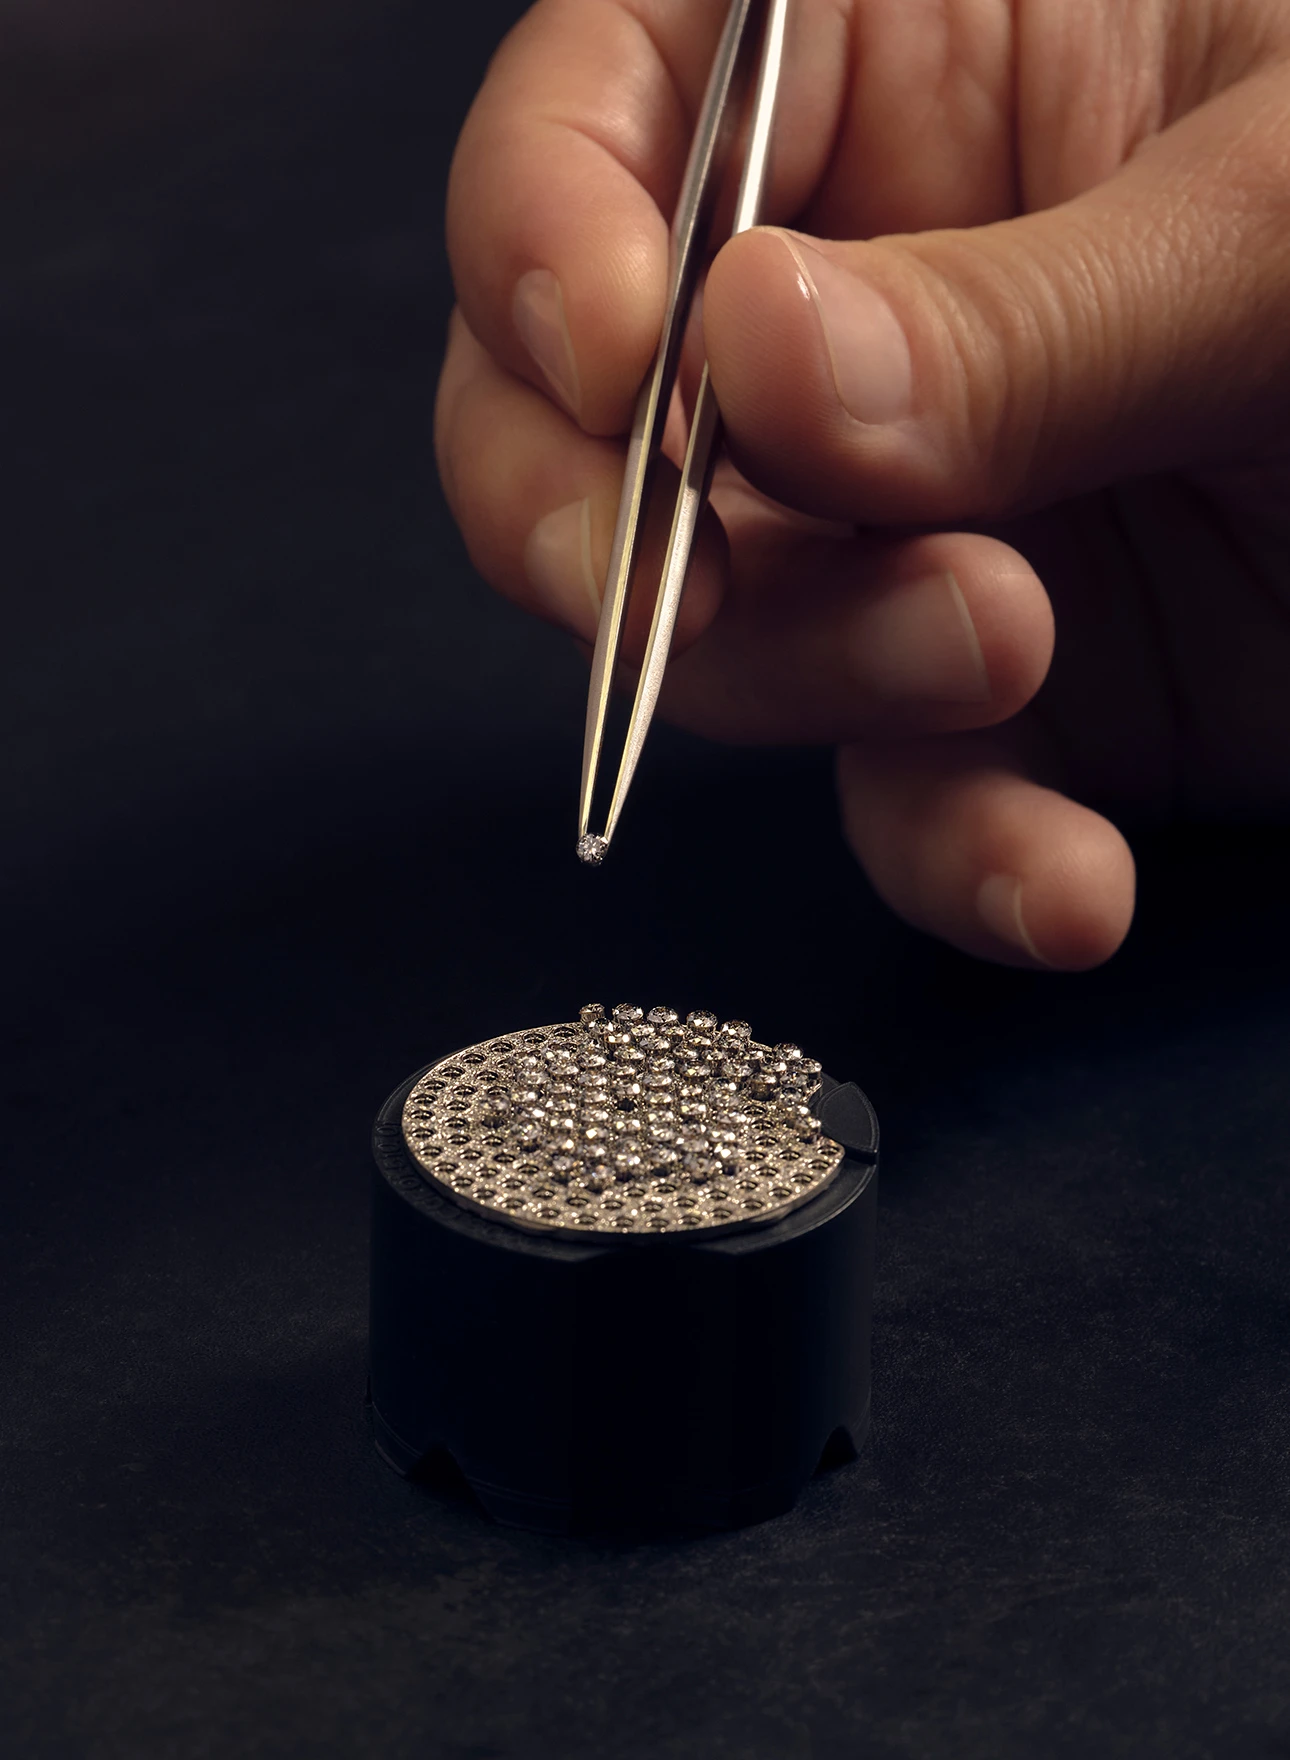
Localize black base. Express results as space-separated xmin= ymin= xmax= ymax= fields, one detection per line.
xmin=368 ymin=1064 xmax=878 ymax=1534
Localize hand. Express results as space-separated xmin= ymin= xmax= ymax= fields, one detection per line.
xmin=435 ymin=0 xmax=1290 ymax=969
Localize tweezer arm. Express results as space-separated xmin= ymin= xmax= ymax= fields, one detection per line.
xmin=578 ymin=0 xmax=757 ymax=845
xmin=604 ymin=0 xmax=791 ymax=845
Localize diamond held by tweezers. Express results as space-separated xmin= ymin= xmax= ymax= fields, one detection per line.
xmin=577 ymin=834 xmax=609 ymax=867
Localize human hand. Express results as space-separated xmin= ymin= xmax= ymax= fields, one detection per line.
xmin=435 ymin=0 xmax=1290 ymax=969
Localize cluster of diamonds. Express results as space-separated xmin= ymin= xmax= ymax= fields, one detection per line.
xmin=401 ymin=1004 xmax=845 ymax=1239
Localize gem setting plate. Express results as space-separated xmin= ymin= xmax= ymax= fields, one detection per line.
xmin=400 ymin=1004 xmax=846 ymax=1240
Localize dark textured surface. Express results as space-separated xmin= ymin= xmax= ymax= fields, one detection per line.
xmin=3 ymin=6 xmax=1290 ymax=1756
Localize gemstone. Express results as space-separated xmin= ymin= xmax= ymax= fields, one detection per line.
xmin=577 ymin=834 xmax=609 ymax=866
xmin=686 ymin=1010 xmax=718 ymax=1033
xmin=785 ymin=1104 xmax=818 ymax=1140
xmin=613 ymin=1003 xmax=644 ymax=1026
xmin=579 ymin=1003 xmax=606 ymax=1026
xmin=474 ymin=1088 xmax=510 ymax=1127
xmin=647 ymin=1005 xmax=679 ymax=1026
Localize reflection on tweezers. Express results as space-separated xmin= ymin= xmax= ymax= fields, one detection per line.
xmin=576 ymin=0 xmax=791 ymax=865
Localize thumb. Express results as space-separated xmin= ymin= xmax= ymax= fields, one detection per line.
xmin=703 ymin=64 xmax=1290 ymax=525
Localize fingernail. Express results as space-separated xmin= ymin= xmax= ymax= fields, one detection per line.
xmin=524 ymin=498 xmax=601 ymax=639
xmin=779 ymin=234 xmax=912 ymax=424
xmin=976 ymin=874 xmax=1050 ymax=965
xmin=859 ymin=570 xmax=990 ymax=705
xmin=513 ymin=269 xmax=581 ymax=418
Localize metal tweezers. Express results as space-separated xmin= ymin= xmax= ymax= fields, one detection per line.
xmin=576 ymin=0 xmax=790 ymax=865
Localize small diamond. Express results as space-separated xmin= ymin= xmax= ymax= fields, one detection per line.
xmin=686 ymin=1010 xmax=718 ymax=1033
xmin=613 ymin=1003 xmax=644 ymax=1027
xmin=647 ymin=1006 xmax=679 ymax=1026
xmin=577 ymin=834 xmax=609 ymax=867
xmin=784 ymin=1104 xmax=818 ymax=1140
xmin=579 ymin=1003 xmax=606 ymax=1027
xmin=474 ymin=1087 xmax=510 ymax=1127
xmin=613 ymin=1149 xmax=644 ymax=1181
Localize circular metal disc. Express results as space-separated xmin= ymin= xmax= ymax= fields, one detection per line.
xmin=400 ymin=1005 xmax=845 ymax=1241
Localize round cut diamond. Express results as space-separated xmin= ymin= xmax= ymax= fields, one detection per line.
xmin=577 ymin=834 xmax=609 ymax=867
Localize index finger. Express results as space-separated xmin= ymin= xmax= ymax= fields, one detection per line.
xmin=446 ymin=0 xmax=849 ymax=436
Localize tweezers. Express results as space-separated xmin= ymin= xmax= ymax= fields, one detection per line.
xmin=576 ymin=0 xmax=791 ymax=865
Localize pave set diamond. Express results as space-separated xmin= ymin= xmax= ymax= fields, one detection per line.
xmin=400 ymin=1004 xmax=845 ymax=1239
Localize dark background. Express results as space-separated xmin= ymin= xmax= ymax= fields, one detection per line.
xmin=3 ymin=4 xmax=1289 ymax=1755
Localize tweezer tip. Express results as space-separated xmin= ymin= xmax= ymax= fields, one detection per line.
xmin=576 ymin=834 xmax=609 ymax=868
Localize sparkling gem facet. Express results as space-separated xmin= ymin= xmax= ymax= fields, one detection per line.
xmin=577 ymin=835 xmax=609 ymax=867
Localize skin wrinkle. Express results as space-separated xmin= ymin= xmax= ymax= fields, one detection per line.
xmin=525 ymin=19 xmax=689 ymax=209
xmin=616 ymin=0 xmax=726 ymax=127
xmin=787 ymin=0 xmax=857 ymax=236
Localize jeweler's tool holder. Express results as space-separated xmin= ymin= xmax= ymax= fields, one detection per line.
xmin=368 ymin=1068 xmax=878 ymax=1534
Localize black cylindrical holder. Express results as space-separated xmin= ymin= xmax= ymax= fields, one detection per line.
xmin=369 ymin=1061 xmax=877 ymax=1534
